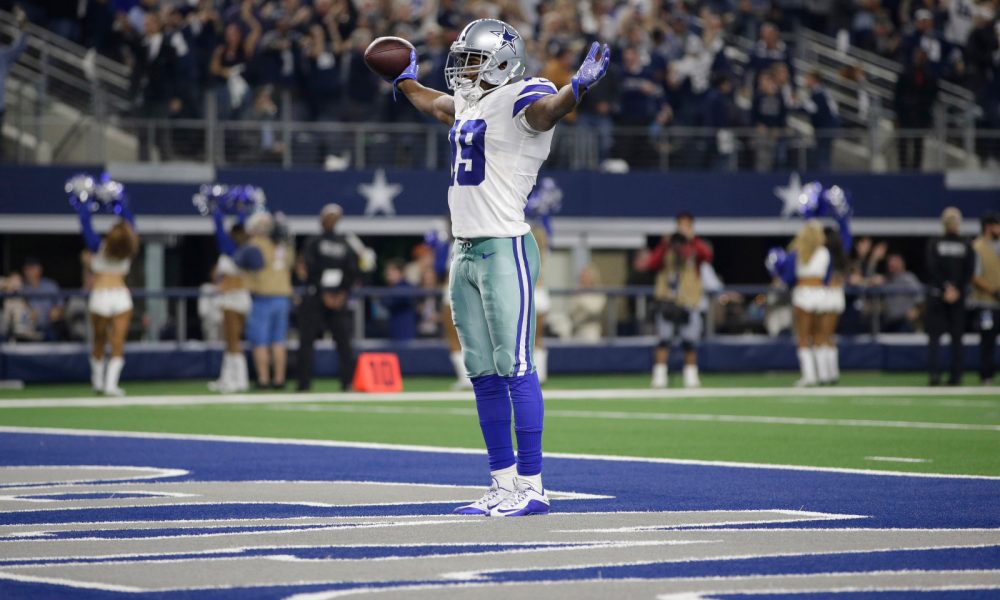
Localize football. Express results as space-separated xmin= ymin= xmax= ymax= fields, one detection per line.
xmin=364 ymin=37 xmax=415 ymax=80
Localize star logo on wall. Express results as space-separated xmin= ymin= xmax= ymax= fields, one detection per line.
xmin=491 ymin=25 xmax=520 ymax=54
xmin=774 ymin=172 xmax=804 ymax=218
xmin=359 ymin=169 xmax=402 ymax=217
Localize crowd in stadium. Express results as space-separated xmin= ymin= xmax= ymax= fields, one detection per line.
xmin=6 ymin=0 xmax=1000 ymax=170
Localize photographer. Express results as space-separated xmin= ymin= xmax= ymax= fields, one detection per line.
xmin=238 ymin=211 xmax=294 ymax=390
xmin=971 ymin=211 xmax=1000 ymax=386
xmin=643 ymin=212 xmax=714 ymax=388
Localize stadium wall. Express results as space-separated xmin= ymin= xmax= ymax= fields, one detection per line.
xmin=1 ymin=338 xmax=995 ymax=383
xmin=0 ymin=165 xmax=997 ymax=220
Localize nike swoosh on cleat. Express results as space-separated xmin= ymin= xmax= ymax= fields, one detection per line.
xmin=481 ymin=252 xmax=496 ymax=260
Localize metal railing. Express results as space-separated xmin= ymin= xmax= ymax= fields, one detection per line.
xmin=7 ymin=113 xmax=1000 ymax=172
xmin=0 ymin=284 xmax=936 ymax=346
xmin=0 ymin=9 xmax=132 ymax=116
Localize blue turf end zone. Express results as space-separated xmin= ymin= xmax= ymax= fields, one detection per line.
xmin=0 ymin=431 xmax=998 ymax=598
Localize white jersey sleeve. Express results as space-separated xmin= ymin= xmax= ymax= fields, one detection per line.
xmin=448 ymin=78 xmax=557 ymax=239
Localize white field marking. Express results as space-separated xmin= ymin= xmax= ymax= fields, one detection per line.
xmin=0 ymin=481 xmax=609 ymax=516
xmin=0 ymin=490 xmax=198 ymax=503
xmin=0 ymin=510 xmax=868 ymax=539
xmin=263 ymin=403 xmax=1000 ymax=432
xmin=551 ymin=510 xmax=868 ymax=532
xmin=0 ymin=466 xmax=189 ymax=487
xmin=0 ymin=572 xmax=143 ymax=593
xmin=287 ymin=566 xmax=1000 ymax=599
xmin=2 ymin=425 xmax=999 ymax=480
xmin=287 ymin=575 xmax=1000 ymax=600
xmin=865 ymin=457 xmax=933 ymax=464
xmin=4 ymin=385 xmax=1000 ymax=409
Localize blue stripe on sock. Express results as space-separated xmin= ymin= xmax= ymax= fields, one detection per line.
xmin=520 ymin=235 xmax=533 ymax=374
xmin=512 ymin=237 xmax=525 ymax=376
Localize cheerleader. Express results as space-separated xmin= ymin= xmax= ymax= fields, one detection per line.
xmin=76 ymin=200 xmax=138 ymax=396
xmin=790 ymin=220 xmax=830 ymax=387
xmin=426 ymin=221 xmax=471 ymax=390
xmin=817 ymin=215 xmax=852 ymax=385
xmin=208 ymin=208 xmax=251 ymax=393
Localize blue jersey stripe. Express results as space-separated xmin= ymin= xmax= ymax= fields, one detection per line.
xmin=512 ymin=93 xmax=550 ymax=117
xmin=518 ymin=84 xmax=557 ymax=97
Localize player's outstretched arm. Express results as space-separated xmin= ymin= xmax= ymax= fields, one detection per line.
xmin=526 ymin=42 xmax=610 ymax=132
xmin=392 ymin=50 xmax=455 ymax=126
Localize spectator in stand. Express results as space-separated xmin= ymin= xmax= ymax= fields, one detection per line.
xmin=0 ymin=273 xmax=35 ymax=341
xmin=614 ymin=46 xmax=671 ymax=170
xmin=800 ymin=70 xmax=840 ymax=171
xmin=704 ymin=74 xmax=739 ymax=169
xmin=965 ymin=6 xmax=999 ymax=164
xmin=752 ymin=67 xmax=788 ymax=171
xmin=871 ymin=14 xmax=903 ymax=62
xmin=130 ymin=10 xmax=187 ymax=160
xmin=879 ymin=254 xmax=924 ymax=332
xmin=903 ymin=9 xmax=947 ymax=73
xmin=209 ymin=8 xmax=260 ymax=120
xmin=748 ymin=23 xmax=793 ymax=84
xmin=20 ymin=257 xmax=63 ymax=341
xmin=0 ymin=7 xmax=27 ymax=163
xmin=569 ymin=264 xmax=606 ymax=342
xmin=381 ymin=259 xmax=417 ymax=342
xmin=895 ymin=47 xmax=939 ymax=171
xmin=576 ymin=46 xmax=619 ymax=164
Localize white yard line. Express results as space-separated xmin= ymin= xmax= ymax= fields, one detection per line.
xmin=1 ymin=386 xmax=999 ymax=409
xmin=865 ymin=457 xmax=933 ymax=464
xmin=1 ymin=426 xmax=998 ymax=480
xmin=262 ymin=403 xmax=1000 ymax=432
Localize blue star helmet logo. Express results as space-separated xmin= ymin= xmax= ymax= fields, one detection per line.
xmin=491 ymin=25 xmax=520 ymax=54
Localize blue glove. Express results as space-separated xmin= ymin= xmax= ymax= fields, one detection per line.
xmin=392 ymin=49 xmax=419 ymax=101
xmin=571 ymin=42 xmax=610 ymax=102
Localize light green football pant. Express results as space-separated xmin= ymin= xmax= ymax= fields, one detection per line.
xmin=449 ymin=233 xmax=540 ymax=378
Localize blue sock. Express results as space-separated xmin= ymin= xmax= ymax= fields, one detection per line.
xmin=507 ymin=371 xmax=544 ymax=476
xmin=471 ymin=374 xmax=515 ymax=472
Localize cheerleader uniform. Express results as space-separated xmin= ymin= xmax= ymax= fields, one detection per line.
xmin=79 ymin=206 xmax=135 ymax=396
xmin=793 ymin=247 xmax=830 ymax=386
xmin=210 ymin=211 xmax=251 ymax=393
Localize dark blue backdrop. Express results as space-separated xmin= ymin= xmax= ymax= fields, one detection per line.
xmin=1 ymin=166 xmax=995 ymax=218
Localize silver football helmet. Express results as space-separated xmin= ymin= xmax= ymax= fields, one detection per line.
xmin=445 ymin=19 xmax=526 ymax=101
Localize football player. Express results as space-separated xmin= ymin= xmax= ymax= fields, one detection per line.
xmin=392 ymin=20 xmax=609 ymax=516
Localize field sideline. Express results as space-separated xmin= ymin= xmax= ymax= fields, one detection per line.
xmin=2 ymin=372 xmax=998 ymax=477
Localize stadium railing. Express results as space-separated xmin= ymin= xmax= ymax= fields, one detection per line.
xmin=0 ymin=284 xmax=929 ymax=345
xmin=5 ymin=112 xmax=998 ymax=172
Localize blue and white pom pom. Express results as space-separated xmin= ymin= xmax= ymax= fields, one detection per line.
xmin=821 ymin=185 xmax=852 ymax=219
xmin=765 ymin=247 xmax=788 ymax=277
xmin=65 ymin=174 xmax=97 ymax=210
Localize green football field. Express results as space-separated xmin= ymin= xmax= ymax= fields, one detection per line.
xmin=2 ymin=371 xmax=998 ymax=477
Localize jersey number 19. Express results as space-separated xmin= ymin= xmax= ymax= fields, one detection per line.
xmin=449 ymin=119 xmax=487 ymax=187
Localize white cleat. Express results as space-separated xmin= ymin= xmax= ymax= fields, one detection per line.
xmin=450 ymin=378 xmax=474 ymax=391
xmin=103 ymin=387 xmax=125 ymax=397
xmin=489 ymin=479 xmax=550 ymax=517
xmin=453 ymin=477 xmax=513 ymax=515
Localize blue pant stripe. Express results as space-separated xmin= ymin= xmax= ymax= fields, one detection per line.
xmin=519 ymin=235 xmax=533 ymax=374
xmin=512 ymin=237 xmax=525 ymax=376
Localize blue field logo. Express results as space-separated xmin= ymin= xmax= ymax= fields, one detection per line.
xmin=0 ymin=430 xmax=998 ymax=597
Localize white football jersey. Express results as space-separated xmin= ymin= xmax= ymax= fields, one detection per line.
xmin=448 ymin=77 xmax=557 ymax=239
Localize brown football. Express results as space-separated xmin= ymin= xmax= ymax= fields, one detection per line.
xmin=364 ymin=37 xmax=415 ymax=80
